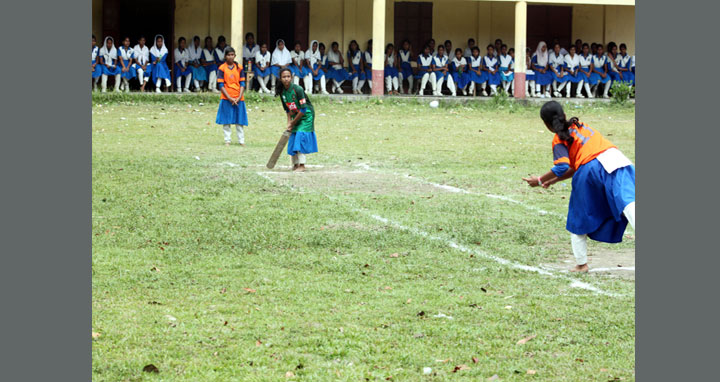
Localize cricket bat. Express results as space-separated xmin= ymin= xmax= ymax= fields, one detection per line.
xmin=266 ymin=130 xmax=291 ymax=169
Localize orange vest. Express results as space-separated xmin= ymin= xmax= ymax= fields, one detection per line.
xmin=217 ymin=62 xmax=245 ymax=101
xmin=552 ymin=122 xmax=616 ymax=170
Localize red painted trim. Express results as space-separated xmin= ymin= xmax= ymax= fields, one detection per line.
xmin=372 ymin=69 xmax=384 ymax=96
xmin=514 ymin=72 xmax=526 ymax=99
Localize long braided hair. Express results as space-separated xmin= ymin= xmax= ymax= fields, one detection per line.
xmin=540 ymin=101 xmax=579 ymax=144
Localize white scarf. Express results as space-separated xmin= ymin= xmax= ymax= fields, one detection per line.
xmin=99 ymin=37 xmax=117 ymax=65
xmin=133 ymin=44 xmax=149 ymax=65
xmin=534 ymin=41 xmax=549 ymax=67
xmin=188 ymin=42 xmax=203 ymax=61
xmin=327 ymin=50 xmax=342 ymax=69
xmin=305 ymin=40 xmax=321 ymax=66
xmin=271 ymin=39 xmax=291 ymax=65
xmin=150 ymin=35 xmax=168 ymax=59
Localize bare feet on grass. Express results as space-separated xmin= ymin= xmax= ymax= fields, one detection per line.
xmin=570 ymin=264 xmax=590 ymax=273
xmin=294 ymin=164 xmax=306 ymax=172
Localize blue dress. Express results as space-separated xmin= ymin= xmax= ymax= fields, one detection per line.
xmin=588 ymin=56 xmax=612 ymax=85
xmin=414 ymin=55 xmax=434 ymax=79
xmin=150 ymin=52 xmax=171 ymax=81
xmin=347 ymin=51 xmax=366 ymax=80
xmin=567 ymin=159 xmax=635 ymax=243
xmin=101 ymin=56 xmax=121 ymax=76
xmin=468 ymin=57 xmax=487 ymax=84
xmin=384 ymin=64 xmax=398 ymax=79
xmin=449 ymin=60 xmax=468 ymax=89
xmin=432 ymin=56 xmax=450 ymax=81
xmin=483 ymin=56 xmax=501 ymax=85
xmin=311 ymin=63 xmax=325 ymax=80
xmin=577 ymin=55 xmax=592 ymax=82
xmin=615 ymin=55 xmax=635 ymax=84
xmin=118 ymin=47 xmax=137 ymax=80
xmin=364 ymin=52 xmax=373 ymax=80
xmin=531 ymin=56 xmax=552 ymax=85
xmin=92 ymin=47 xmax=102 ymax=78
xmin=499 ymin=55 xmax=514 ymax=82
xmin=398 ymin=50 xmax=414 ymax=79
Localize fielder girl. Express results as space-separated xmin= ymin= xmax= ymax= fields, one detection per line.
xmin=277 ymin=68 xmax=318 ymax=172
xmin=216 ymin=47 xmax=249 ymax=146
xmin=523 ymin=101 xmax=635 ymax=272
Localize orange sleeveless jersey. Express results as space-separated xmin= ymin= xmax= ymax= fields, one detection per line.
xmin=552 ymin=122 xmax=616 ymax=170
xmin=217 ymin=62 xmax=245 ymax=101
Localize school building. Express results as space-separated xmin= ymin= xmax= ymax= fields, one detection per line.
xmin=92 ymin=0 xmax=635 ymax=97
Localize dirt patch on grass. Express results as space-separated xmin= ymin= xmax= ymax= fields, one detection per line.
xmin=259 ymin=167 xmax=440 ymax=195
xmin=543 ymin=248 xmax=635 ymax=280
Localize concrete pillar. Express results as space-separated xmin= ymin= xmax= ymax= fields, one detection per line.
xmin=231 ymin=0 xmax=244 ymax=59
xmin=372 ymin=0 xmax=386 ymax=96
xmin=514 ymin=1 xmax=527 ymax=99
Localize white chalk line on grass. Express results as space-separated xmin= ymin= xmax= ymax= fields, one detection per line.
xmin=254 ymin=170 xmax=620 ymax=297
xmin=355 ymin=163 xmax=562 ymax=217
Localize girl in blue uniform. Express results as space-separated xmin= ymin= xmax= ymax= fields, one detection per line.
xmin=305 ymin=40 xmax=328 ymax=95
xmin=189 ymin=36 xmax=207 ymax=92
xmin=482 ymin=44 xmax=501 ymax=96
xmin=201 ymin=36 xmax=219 ymax=93
xmin=254 ymin=43 xmax=272 ymax=94
xmin=615 ymin=43 xmax=634 ymax=85
xmin=415 ymin=45 xmax=435 ymax=96
xmin=577 ymin=43 xmax=593 ymax=98
xmin=450 ymin=48 xmax=469 ymax=96
xmin=271 ymin=39 xmax=292 ymax=93
xmin=99 ymin=36 xmax=121 ymax=92
xmin=384 ymin=43 xmax=399 ymax=95
xmin=523 ymin=101 xmax=635 ymax=272
xmin=499 ymin=44 xmax=514 ymax=95
xmin=525 ymin=47 xmax=536 ymax=97
xmin=289 ymin=41 xmax=310 ymax=89
xmin=549 ymin=43 xmax=568 ymax=98
xmin=363 ymin=40 xmax=373 ymax=92
xmin=173 ymin=37 xmax=193 ymax=93
xmin=531 ymin=41 xmax=552 ymax=98
xmin=347 ymin=40 xmax=365 ymax=94
xmin=432 ymin=45 xmax=454 ymax=96
xmin=563 ymin=45 xmax=583 ymax=98
xmin=91 ymin=35 xmax=102 ymax=91
xmin=133 ymin=36 xmax=151 ymax=92
xmin=118 ymin=37 xmax=136 ymax=92
xmin=467 ymin=46 xmax=486 ymax=96
xmin=150 ymin=35 xmax=171 ymax=93
xmin=398 ymin=40 xmax=414 ymax=94
xmin=326 ymin=42 xmax=348 ymax=94
xmin=589 ymin=44 xmax=611 ymax=98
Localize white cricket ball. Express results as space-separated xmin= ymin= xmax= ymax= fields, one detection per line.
xmin=429 ymin=100 xmax=439 ymax=108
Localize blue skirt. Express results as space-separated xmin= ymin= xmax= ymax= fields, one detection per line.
xmin=499 ymin=67 xmax=514 ymax=82
xmin=365 ymin=68 xmax=372 ymax=81
xmin=348 ymin=64 xmax=365 ymax=80
xmin=326 ymin=67 xmax=349 ymax=82
xmin=255 ymin=66 xmax=271 ymax=78
xmin=526 ymin=71 xmax=535 ymax=81
xmin=289 ymin=64 xmax=311 ymax=77
xmin=191 ymin=65 xmax=207 ymax=81
xmin=433 ymin=70 xmax=450 ymax=80
xmin=101 ymin=63 xmax=121 ymax=76
xmin=533 ymin=69 xmax=552 ymax=85
xmin=486 ymin=70 xmax=501 ymax=85
xmin=414 ymin=67 xmax=432 ymax=79
xmin=270 ymin=66 xmax=283 ymax=77
xmin=567 ymin=159 xmax=635 ymax=243
xmin=469 ymin=67 xmax=487 ymax=84
xmin=311 ymin=64 xmax=325 ymax=80
xmin=619 ymin=71 xmax=634 ymax=84
xmin=216 ymin=99 xmax=249 ymax=125
xmin=551 ymin=69 xmax=569 ymax=83
xmin=204 ymin=63 xmax=218 ymax=76
xmin=384 ymin=66 xmax=398 ymax=78
xmin=120 ymin=60 xmax=137 ymax=79
xmin=287 ymin=131 xmax=318 ymax=155
xmin=452 ymin=72 xmax=469 ymax=88
xmin=577 ymin=68 xmax=591 ymax=82
xmin=174 ymin=63 xmax=192 ymax=77
xmin=564 ymin=69 xmax=582 ymax=83
xmin=92 ymin=60 xmax=102 ymax=78
xmin=399 ymin=62 xmax=413 ymax=79
xmin=152 ymin=62 xmax=171 ymax=81
xmin=588 ymin=71 xmax=611 ymax=85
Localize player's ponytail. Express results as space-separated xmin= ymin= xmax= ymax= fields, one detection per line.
xmin=540 ymin=101 xmax=578 ymax=144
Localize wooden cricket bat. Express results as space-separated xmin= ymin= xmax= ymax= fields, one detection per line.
xmin=266 ymin=130 xmax=291 ymax=169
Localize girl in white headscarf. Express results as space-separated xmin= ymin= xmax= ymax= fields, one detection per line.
xmin=173 ymin=37 xmax=193 ymax=93
xmin=270 ymin=39 xmax=291 ymax=92
xmin=188 ymin=36 xmax=207 ymax=92
xmin=150 ymin=35 xmax=171 ymax=92
xmin=531 ymin=41 xmax=552 ymax=98
xmin=99 ymin=36 xmax=121 ymax=92
xmin=305 ymin=40 xmax=328 ymax=94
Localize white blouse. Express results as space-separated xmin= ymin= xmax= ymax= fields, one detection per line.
xmin=255 ymin=51 xmax=271 ymax=67
xmin=499 ymin=54 xmax=513 ymax=69
xmin=133 ymin=45 xmax=149 ymax=65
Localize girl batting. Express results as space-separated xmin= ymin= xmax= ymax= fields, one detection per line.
xmin=523 ymin=101 xmax=635 ymax=272
xmin=216 ymin=47 xmax=249 ymax=147
xmin=276 ymin=68 xmax=318 ymax=172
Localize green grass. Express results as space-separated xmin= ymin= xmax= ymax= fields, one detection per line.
xmin=92 ymin=95 xmax=635 ymax=381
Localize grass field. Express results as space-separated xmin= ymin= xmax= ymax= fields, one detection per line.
xmin=92 ymin=94 xmax=635 ymax=381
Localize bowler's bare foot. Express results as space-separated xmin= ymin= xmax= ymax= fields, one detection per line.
xmin=239 ymin=143 xmax=245 ymax=147
xmin=294 ymin=164 xmax=306 ymax=172
xmin=570 ymin=264 xmax=589 ymax=273
xmin=293 ymin=164 xmax=299 ymax=170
